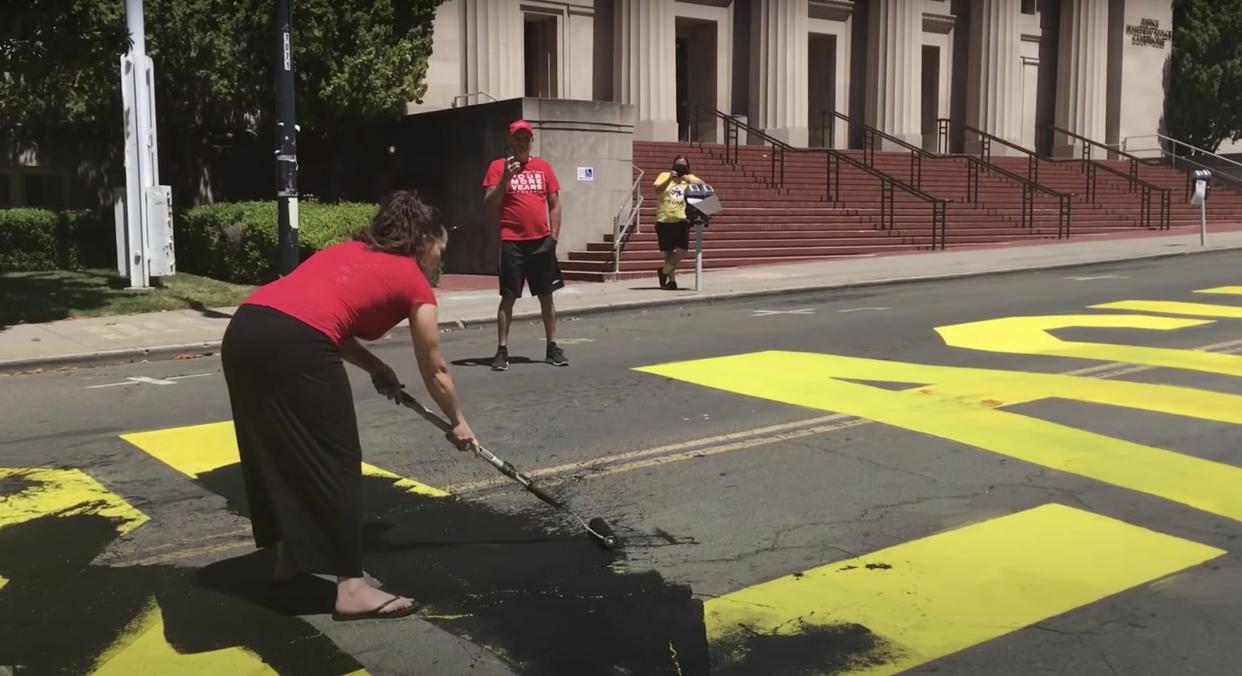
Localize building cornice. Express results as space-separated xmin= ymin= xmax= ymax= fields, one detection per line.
xmin=810 ymin=0 xmax=855 ymax=21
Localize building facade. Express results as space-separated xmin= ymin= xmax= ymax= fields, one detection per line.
xmin=412 ymin=0 xmax=1176 ymax=157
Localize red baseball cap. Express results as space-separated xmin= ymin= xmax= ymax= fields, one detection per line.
xmin=508 ymin=119 xmax=534 ymax=137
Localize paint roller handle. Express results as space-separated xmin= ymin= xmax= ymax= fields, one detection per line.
xmin=399 ymin=390 xmax=480 ymax=452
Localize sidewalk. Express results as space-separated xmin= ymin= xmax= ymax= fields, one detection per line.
xmin=3 ymin=227 xmax=1240 ymax=371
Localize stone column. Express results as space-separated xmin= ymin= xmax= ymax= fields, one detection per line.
xmin=461 ymin=0 xmax=523 ymax=103
xmin=1055 ymin=0 xmax=1109 ymax=157
xmin=750 ymin=0 xmax=809 ymax=146
xmin=865 ymin=0 xmax=921 ymax=147
xmin=614 ymin=0 xmax=678 ymax=141
xmin=967 ymin=0 xmax=1024 ymax=152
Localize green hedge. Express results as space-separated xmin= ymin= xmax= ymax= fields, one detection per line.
xmin=0 ymin=208 xmax=114 ymax=272
xmin=177 ymin=201 xmax=378 ymax=284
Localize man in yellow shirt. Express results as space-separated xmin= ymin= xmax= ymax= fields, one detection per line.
xmin=652 ymin=156 xmax=705 ymax=290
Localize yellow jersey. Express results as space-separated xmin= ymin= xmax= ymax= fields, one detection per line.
xmin=654 ymin=171 xmax=702 ymax=223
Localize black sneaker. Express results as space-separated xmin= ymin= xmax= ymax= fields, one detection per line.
xmin=490 ymin=347 xmax=509 ymax=372
xmin=546 ymin=342 xmax=569 ymax=367
xmin=656 ymin=267 xmax=669 ymax=289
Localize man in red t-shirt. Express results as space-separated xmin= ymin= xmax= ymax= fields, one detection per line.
xmin=482 ymin=119 xmax=567 ymax=371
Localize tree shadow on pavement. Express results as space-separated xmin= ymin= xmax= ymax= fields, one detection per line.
xmin=0 ymin=270 xmax=120 ymax=329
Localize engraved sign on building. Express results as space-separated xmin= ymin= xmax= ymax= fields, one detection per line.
xmin=1126 ymin=18 xmax=1173 ymax=49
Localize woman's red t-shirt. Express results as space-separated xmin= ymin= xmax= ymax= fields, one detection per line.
xmin=243 ymin=240 xmax=436 ymax=344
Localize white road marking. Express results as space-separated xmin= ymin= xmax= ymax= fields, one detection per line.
xmin=1065 ymin=274 xmax=1128 ymax=281
xmin=837 ymin=307 xmax=890 ymax=313
xmin=87 ymin=373 xmax=211 ymax=389
xmin=751 ymin=309 xmax=816 ymax=317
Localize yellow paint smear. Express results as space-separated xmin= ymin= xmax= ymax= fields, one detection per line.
xmin=935 ymin=314 xmax=1242 ymax=377
xmin=705 ymin=503 xmax=1224 ymax=676
xmin=121 ymin=422 xmax=447 ymax=497
xmin=637 ymin=351 xmax=1242 ymax=521
xmin=91 ymin=599 xmax=275 ymax=675
xmin=0 ymin=467 xmax=148 ymax=535
xmin=1091 ymin=300 xmax=1242 ymax=318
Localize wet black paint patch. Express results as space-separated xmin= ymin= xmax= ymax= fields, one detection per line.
xmin=197 ymin=463 xmax=710 ymax=675
xmin=0 ymin=513 xmax=362 ymax=675
xmin=0 ymin=471 xmax=39 ymax=497
xmin=709 ymin=621 xmax=899 ymax=675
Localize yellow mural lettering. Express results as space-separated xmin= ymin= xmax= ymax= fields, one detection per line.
xmin=705 ymin=503 xmax=1223 ymax=676
xmin=1091 ymin=300 xmax=1242 ymax=318
xmin=121 ymin=422 xmax=448 ymax=497
xmin=91 ymin=599 xmax=275 ymax=675
xmin=934 ymin=314 xmax=1242 ymax=376
xmin=636 ymin=351 xmax=1242 ymax=521
xmin=0 ymin=467 xmax=148 ymax=535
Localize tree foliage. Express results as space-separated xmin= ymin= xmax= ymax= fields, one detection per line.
xmin=1167 ymin=0 xmax=1242 ymax=151
xmin=1 ymin=0 xmax=441 ymax=201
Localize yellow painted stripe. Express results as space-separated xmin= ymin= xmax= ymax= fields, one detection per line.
xmin=705 ymin=503 xmax=1224 ymax=676
xmin=0 ymin=574 xmax=7 ymax=590
xmin=1091 ymin=300 xmax=1242 ymax=318
xmin=638 ymin=351 xmax=1242 ymax=522
xmin=0 ymin=467 xmax=148 ymax=535
xmin=1196 ymin=286 xmax=1242 ymax=295
xmin=92 ymin=600 xmax=275 ymax=675
xmin=121 ymin=422 xmax=448 ymax=498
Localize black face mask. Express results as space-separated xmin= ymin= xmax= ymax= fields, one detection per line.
xmin=672 ymin=162 xmax=690 ymax=175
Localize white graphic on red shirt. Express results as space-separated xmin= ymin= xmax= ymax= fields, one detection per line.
xmin=508 ymin=171 xmax=546 ymax=194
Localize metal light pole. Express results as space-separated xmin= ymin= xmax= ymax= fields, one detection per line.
xmin=275 ymin=0 xmax=299 ymax=274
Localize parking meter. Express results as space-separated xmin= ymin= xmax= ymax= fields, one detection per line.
xmin=1191 ymin=169 xmax=1212 ymax=244
xmin=684 ymin=184 xmax=722 ymax=291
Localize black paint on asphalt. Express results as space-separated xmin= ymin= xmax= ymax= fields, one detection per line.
xmin=709 ymin=621 xmax=898 ymax=675
xmin=0 ymin=513 xmax=363 ymax=675
xmin=198 ymin=463 xmax=713 ymax=675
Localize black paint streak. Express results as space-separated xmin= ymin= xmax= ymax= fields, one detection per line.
xmin=0 ymin=473 xmax=37 ymax=497
xmin=709 ymin=621 xmax=897 ymax=675
xmin=0 ymin=513 xmax=361 ymax=676
xmin=197 ymin=463 xmax=710 ymax=675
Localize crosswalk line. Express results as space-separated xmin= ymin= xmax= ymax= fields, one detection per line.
xmin=705 ymin=503 xmax=1224 ymax=675
xmin=1091 ymin=300 xmax=1242 ymax=318
xmin=637 ymin=351 xmax=1242 ymax=522
xmin=120 ymin=421 xmax=448 ymax=497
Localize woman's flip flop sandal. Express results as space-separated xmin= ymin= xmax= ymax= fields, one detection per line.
xmin=332 ymin=596 xmax=419 ymax=622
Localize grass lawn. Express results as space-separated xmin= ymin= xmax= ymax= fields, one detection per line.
xmin=0 ymin=269 xmax=255 ymax=326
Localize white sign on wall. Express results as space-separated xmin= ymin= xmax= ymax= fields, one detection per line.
xmin=576 ymin=167 xmax=594 ymax=181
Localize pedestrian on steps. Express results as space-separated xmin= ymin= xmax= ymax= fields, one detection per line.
xmin=221 ymin=190 xmax=478 ymax=622
xmin=652 ymin=156 xmax=705 ymax=290
xmin=482 ymin=119 xmax=569 ymax=371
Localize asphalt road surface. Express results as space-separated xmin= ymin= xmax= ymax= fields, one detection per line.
xmin=3 ymin=252 xmax=1241 ymax=675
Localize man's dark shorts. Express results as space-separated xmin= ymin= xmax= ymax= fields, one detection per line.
xmin=655 ymin=220 xmax=690 ymax=253
xmin=499 ymin=236 xmax=565 ymax=298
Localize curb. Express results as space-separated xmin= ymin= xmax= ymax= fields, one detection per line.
xmin=3 ymin=243 xmax=1238 ymax=373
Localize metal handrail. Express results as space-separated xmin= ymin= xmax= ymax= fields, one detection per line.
xmin=1121 ymin=133 xmax=1242 ymax=199
xmin=451 ymin=91 xmax=499 ymax=108
xmin=1123 ymin=133 xmax=1242 ymax=177
xmin=939 ymin=118 xmax=1041 ymax=184
xmin=827 ymin=111 xmax=998 ymax=205
xmin=694 ymin=105 xmax=949 ymax=248
xmin=1039 ymin=126 xmax=1171 ymax=229
xmin=936 ymin=118 xmax=1073 ymax=237
xmin=611 ymin=164 xmax=645 ymax=274
xmin=692 ymin=104 xmax=786 ymax=187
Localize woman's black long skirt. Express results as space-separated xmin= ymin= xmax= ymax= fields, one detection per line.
xmin=220 ymin=304 xmax=363 ymax=578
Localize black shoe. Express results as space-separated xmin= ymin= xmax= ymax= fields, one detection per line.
xmin=490 ymin=347 xmax=509 ymax=372
xmin=656 ymin=267 xmax=670 ymax=289
xmin=546 ymin=342 xmax=569 ymax=367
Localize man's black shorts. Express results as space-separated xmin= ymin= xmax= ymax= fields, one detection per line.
xmin=655 ymin=221 xmax=690 ymax=253
xmin=499 ymin=236 xmax=565 ymax=298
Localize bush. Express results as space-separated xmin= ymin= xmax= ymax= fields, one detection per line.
xmin=0 ymin=207 xmax=114 ymax=272
xmin=177 ymin=201 xmax=378 ymax=284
